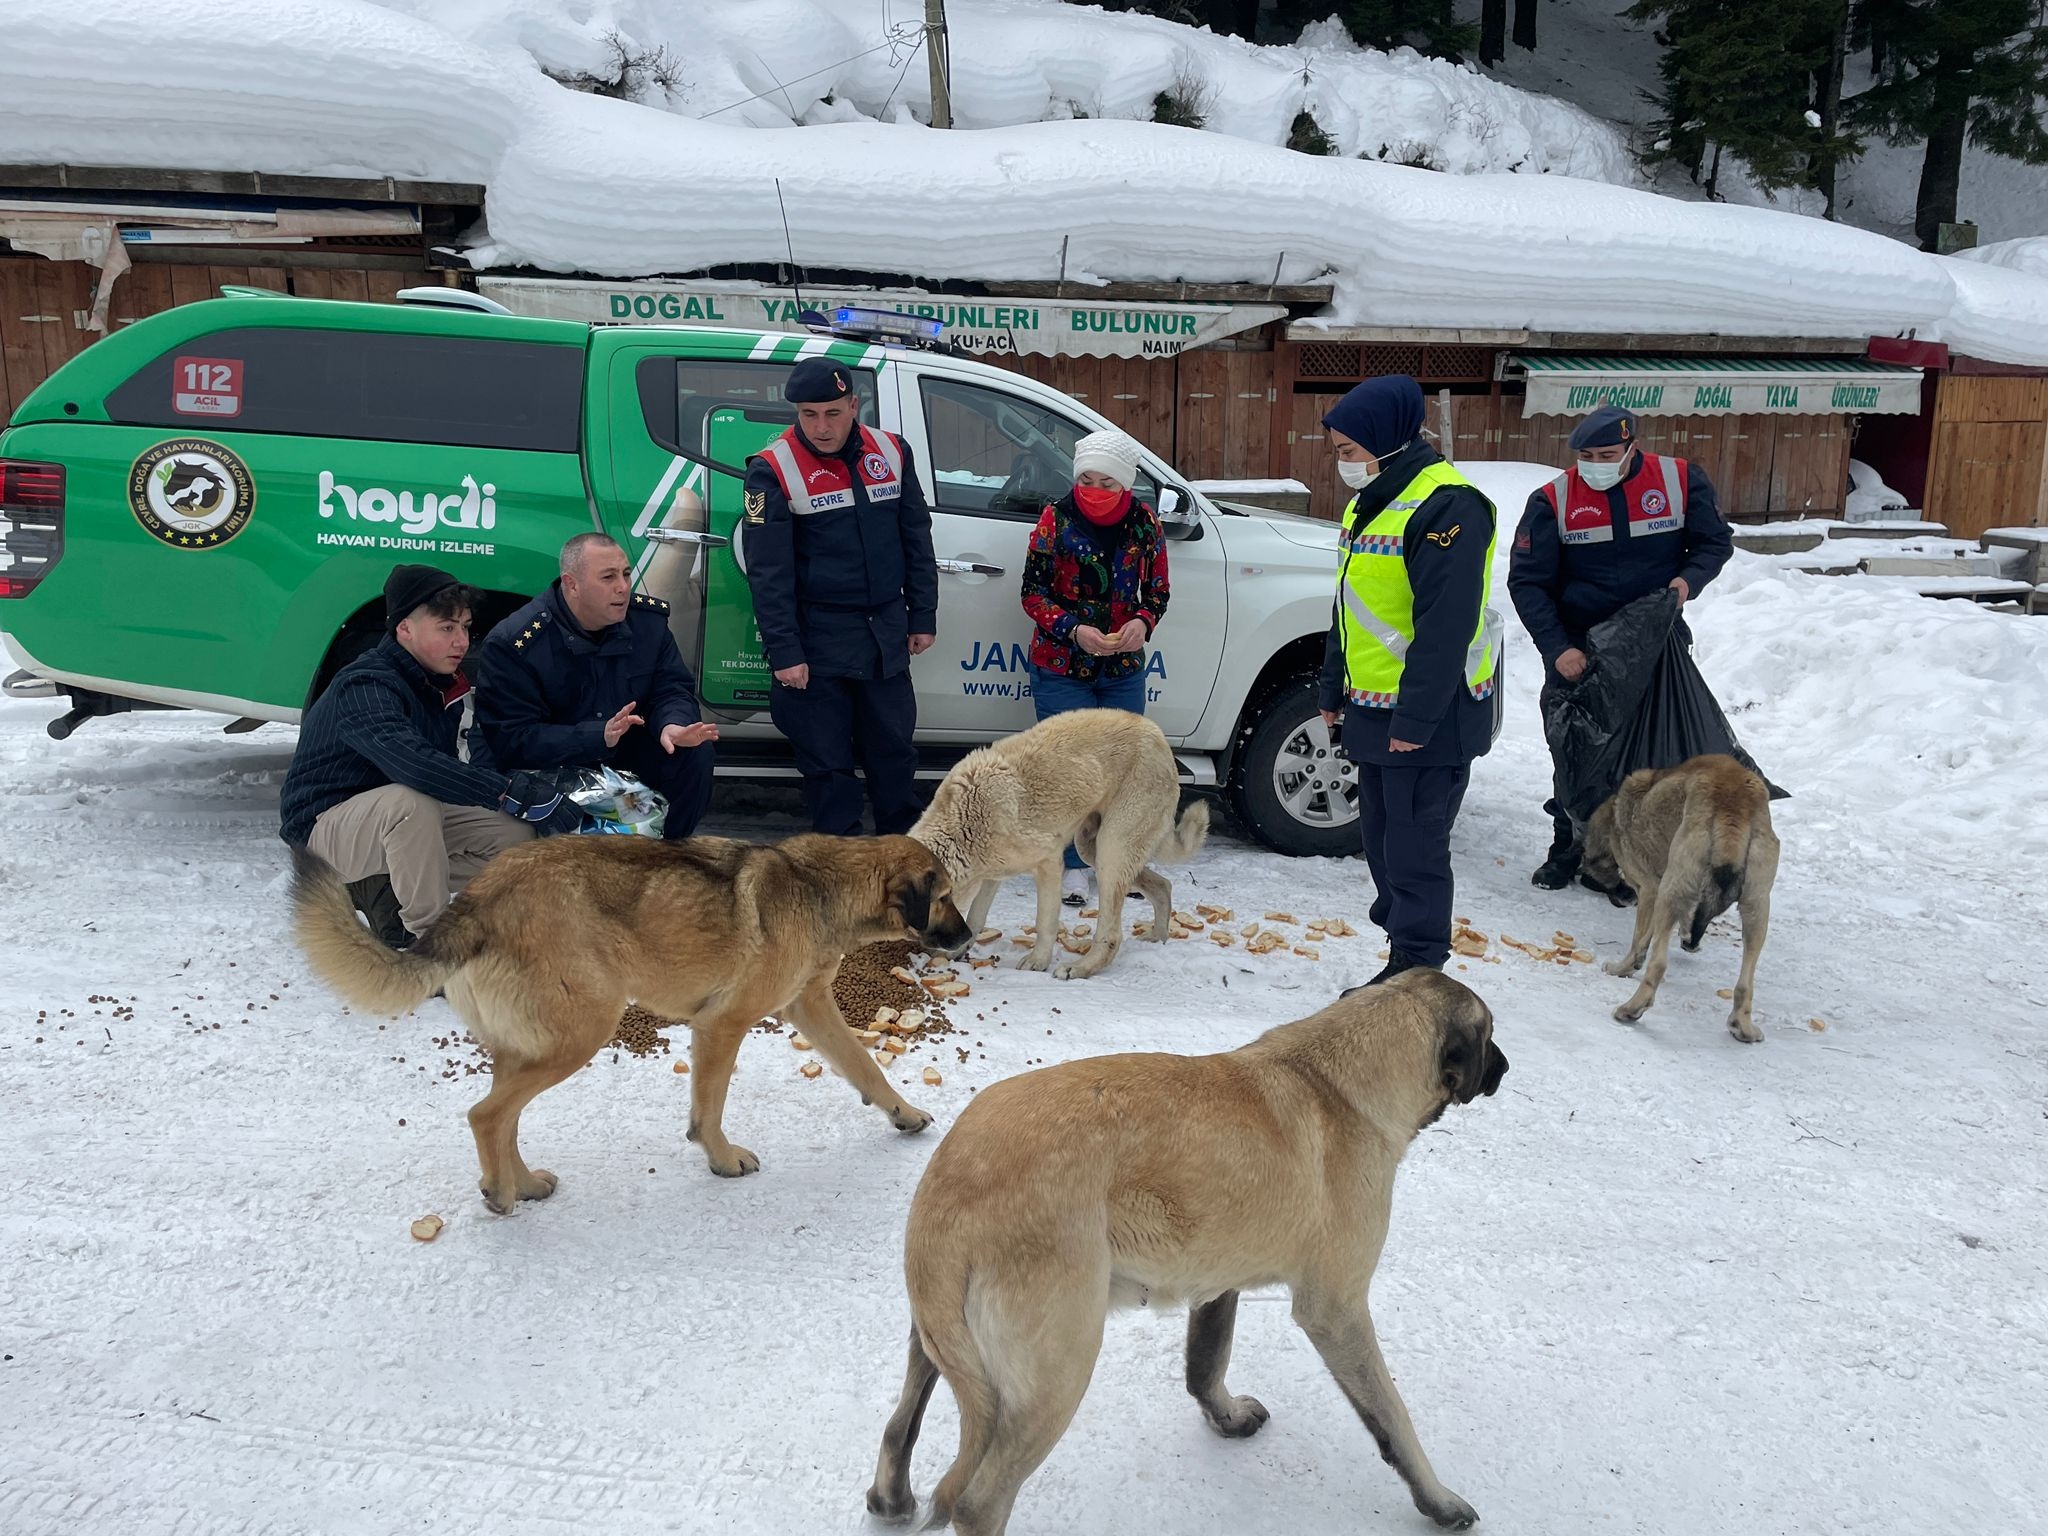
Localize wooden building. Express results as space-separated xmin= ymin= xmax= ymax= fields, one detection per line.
xmin=4 ymin=163 xmax=2046 ymax=539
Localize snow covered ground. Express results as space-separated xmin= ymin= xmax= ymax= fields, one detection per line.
xmin=4 ymin=515 xmax=2046 ymax=1533
xmin=5 ymin=0 xmax=2048 ymax=363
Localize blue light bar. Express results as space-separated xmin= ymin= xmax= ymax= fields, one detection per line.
xmin=833 ymin=306 xmax=945 ymax=341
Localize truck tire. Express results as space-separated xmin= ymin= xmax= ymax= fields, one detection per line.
xmin=1228 ymin=678 xmax=1360 ymax=858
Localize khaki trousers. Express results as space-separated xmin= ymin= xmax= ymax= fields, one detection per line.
xmin=307 ymin=785 xmax=533 ymax=936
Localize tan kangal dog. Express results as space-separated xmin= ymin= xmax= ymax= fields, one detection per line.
xmin=910 ymin=708 xmax=1209 ymax=979
xmin=290 ymin=834 xmax=972 ymax=1206
xmin=1581 ymin=753 xmax=1781 ymax=1042
xmin=865 ymin=969 xmax=1509 ymax=1534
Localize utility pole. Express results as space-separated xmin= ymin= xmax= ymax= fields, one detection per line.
xmin=925 ymin=0 xmax=952 ymax=129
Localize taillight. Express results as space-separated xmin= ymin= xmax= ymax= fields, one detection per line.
xmin=0 ymin=459 xmax=64 ymax=598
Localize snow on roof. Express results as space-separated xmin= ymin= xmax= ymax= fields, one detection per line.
xmin=6 ymin=0 xmax=2048 ymax=366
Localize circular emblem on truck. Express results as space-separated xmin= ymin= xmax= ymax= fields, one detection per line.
xmin=127 ymin=439 xmax=255 ymax=549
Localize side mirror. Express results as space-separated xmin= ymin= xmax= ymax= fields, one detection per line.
xmin=1156 ymin=485 xmax=1203 ymax=541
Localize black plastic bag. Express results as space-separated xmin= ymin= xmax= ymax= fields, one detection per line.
xmin=1541 ymin=588 xmax=1785 ymax=824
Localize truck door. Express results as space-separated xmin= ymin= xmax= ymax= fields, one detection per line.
xmin=898 ymin=366 xmax=1228 ymax=740
xmin=591 ymin=339 xmax=883 ymax=721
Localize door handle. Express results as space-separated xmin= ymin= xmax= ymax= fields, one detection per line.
xmin=936 ymin=557 xmax=1006 ymax=576
xmin=645 ymin=528 xmax=731 ymax=548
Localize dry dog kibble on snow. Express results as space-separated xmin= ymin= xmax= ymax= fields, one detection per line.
xmin=409 ymin=1215 xmax=444 ymax=1243
xmin=671 ymin=1060 xmax=689 ymax=1074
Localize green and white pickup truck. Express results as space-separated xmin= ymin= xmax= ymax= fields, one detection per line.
xmin=0 ymin=286 xmax=1416 ymax=855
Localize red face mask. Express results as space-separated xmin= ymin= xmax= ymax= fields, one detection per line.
xmin=1073 ymin=484 xmax=1131 ymax=525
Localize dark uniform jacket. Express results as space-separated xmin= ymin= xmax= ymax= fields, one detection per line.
xmin=741 ymin=430 xmax=939 ymax=680
xmin=474 ymin=582 xmax=702 ymax=771
xmin=1317 ymin=442 xmax=1498 ymax=768
xmin=279 ymin=637 xmax=507 ymax=846
xmin=1507 ymin=454 xmax=1733 ymax=667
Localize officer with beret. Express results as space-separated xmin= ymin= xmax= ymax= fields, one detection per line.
xmin=1316 ymin=375 xmax=1500 ymax=988
xmin=742 ymin=355 xmax=939 ymax=836
xmin=476 ymin=533 xmax=719 ymax=839
xmin=1507 ymin=405 xmax=1733 ymax=890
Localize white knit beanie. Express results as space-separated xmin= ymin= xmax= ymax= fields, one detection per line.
xmin=1071 ymin=428 xmax=1143 ymax=490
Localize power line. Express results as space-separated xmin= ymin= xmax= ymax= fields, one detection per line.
xmin=697 ymin=26 xmax=926 ymax=120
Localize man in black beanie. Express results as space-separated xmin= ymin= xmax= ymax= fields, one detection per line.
xmin=741 ymin=356 xmax=938 ymax=835
xmin=279 ymin=564 xmax=582 ymax=949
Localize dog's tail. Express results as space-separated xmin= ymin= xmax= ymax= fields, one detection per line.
xmin=1686 ymin=792 xmax=1759 ymax=946
xmin=911 ymin=1260 xmax=1001 ymax=1532
xmin=288 ymin=847 xmax=484 ymax=1016
xmin=1156 ymin=798 xmax=1210 ymax=864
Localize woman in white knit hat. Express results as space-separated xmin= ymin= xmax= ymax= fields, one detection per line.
xmin=1019 ymin=426 xmax=1173 ymax=903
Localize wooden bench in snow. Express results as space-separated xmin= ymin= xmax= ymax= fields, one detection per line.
xmin=1851 ymin=572 xmax=2037 ymax=606
xmin=1980 ymin=529 xmax=2048 ymax=589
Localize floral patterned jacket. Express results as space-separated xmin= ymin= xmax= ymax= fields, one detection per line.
xmin=1019 ymin=492 xmax=1171 ymax=681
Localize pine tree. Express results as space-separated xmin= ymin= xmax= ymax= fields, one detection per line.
xmin=1630 ymin=0 xmax=1860 ymax=200
xmin=1514 ymin=0 xmax=1541 ymax=50
xmin=1481 ymin=0 xmax=1508 ymax=63
xmin=1848 ymin=0 xmax=2048 ymax=250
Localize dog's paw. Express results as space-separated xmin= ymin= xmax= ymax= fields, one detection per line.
xmin=1603 ymin=957 xmax=1636 ymax=977
xmin=705 ymin=1143 xmax=761 ymax=1178
xmin=865 ymin=1484 xmax=917 ymax=1523
xmin=1727 ymin=1014 xmax=1763 ymax=1044
xmin=1613 ymin=1000 xmax=1648 ymax=1024
xmin=1013 ymin=947 xmax=1055 ymax=973
xmin=889 ymin=1103 xmax=934 ymax=1134
xmin=1421 ymin=1489 xmax=1479 ymax=1530
xmin=517 ymin=1167 xmax=558 ymax=1201
xmin=1203 ymin=1394 xmax=1270 ymax=1438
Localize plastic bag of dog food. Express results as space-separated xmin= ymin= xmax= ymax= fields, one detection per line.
xmin=1542 ymin=588 xmax=1785 ymax=824
xmin=560 ymin=765 xmax=668 ymax=837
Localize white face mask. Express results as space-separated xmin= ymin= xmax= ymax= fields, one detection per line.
xmin=1578 ymin=456 xmax=1630 ymax=491
xmin=1337 ymin=458 xmax=1378 ymax=490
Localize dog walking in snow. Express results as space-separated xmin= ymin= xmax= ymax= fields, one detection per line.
xmin=1581 ymin=753 xmax=1780 ymax=1042
xmin=864 ymin=969 xmax=1507 ymax=1534
xmin=909 ymin=708 xmax=1208 ymax=980
xmin=289 ymin=834 xmax=971 ymax=1203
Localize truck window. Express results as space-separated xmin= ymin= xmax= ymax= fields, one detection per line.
xmin=636 ymin=357 xmax=878 ymax=459
xmin=918 ymin=376 xmax=1158 ymax=520
xmin=104 ymin=327 xmax=585 ymax=452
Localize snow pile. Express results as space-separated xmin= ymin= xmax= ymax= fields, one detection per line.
xmin=1844 ymin=458 xmax=1912 ymax=522
xmin=378 ymin=1 xmax=1635 ymax=181
xmin=4 ymin=0 xmax=2048 ymax=362
xmin=1956 ymin=236 xmax=2048 ymax=279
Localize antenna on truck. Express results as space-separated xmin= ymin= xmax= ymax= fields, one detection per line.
xmin=774 ymin=179 xmax=828 ymax=331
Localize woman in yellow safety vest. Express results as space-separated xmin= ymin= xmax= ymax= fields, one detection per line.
xmin=1315 ymin=375 xmax=1501 ymax=988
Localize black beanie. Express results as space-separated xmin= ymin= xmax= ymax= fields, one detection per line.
xmin=384 ymin=564 xmax=461 ymax=633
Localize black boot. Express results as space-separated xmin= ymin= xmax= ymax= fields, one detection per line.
xmin=1579 ymin=871 xmax=1637 ymax=908
xmin=1341 ymin=951 xmax=1433 ymax=997
xmin=1532 ymin=801 xmax=1581 ymax=889
xmin=346 ymin=874 xmax=414 ymax=951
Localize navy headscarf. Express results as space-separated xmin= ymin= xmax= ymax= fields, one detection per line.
xmin=1322 ymin=374 xmax=1426 ymax=460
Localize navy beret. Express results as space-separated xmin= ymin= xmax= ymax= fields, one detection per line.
xmin=786 ymin=357 xmax=856 ymax=403
xmin=1569 ymin=405 xmax=1639 ymax=451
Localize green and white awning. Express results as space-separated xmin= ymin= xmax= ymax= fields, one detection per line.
xmin=1518 ymin=355 xmax=1922 ymax=417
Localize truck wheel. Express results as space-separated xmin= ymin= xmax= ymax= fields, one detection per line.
xmin=1229 ymin=679 xmax=1360 ymax=857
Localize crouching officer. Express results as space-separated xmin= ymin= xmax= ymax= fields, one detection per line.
xmin=1316 ymin=375 xmax=1499 ymax=988
xmin=475 ymin=533 xmax=719 ymax=839
xmin=1507 ymin=405 xmax=1732 ymax=891
xmin=743 ymin=355 xmax=939 ymax=836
